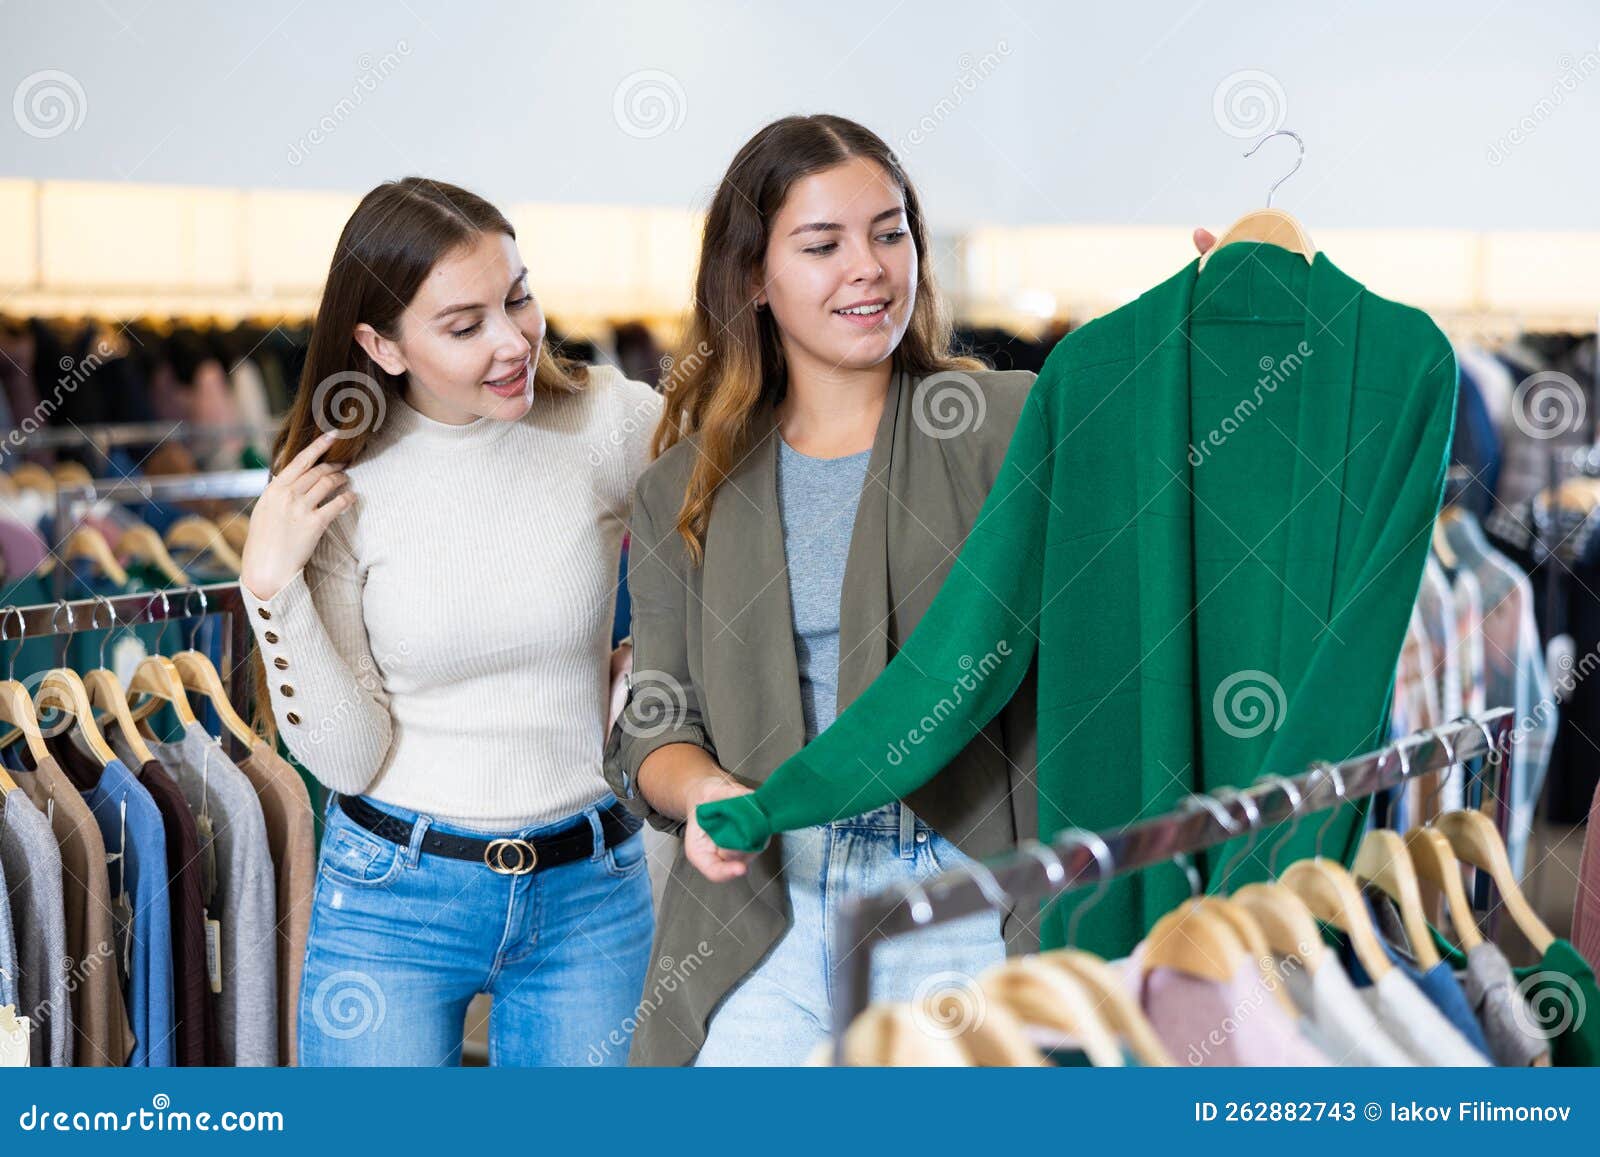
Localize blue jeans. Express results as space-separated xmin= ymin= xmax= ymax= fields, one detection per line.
xmin=694 ymin=802 xmax=1005 ymax=1066
xmin=298 ymin=792 xmax=653 ymax=1067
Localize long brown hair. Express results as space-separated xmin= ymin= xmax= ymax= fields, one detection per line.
xmin=653 ymin=115 xmax=981 ymax=564
xmin=252 ymin=176 xmax=587 ymax=743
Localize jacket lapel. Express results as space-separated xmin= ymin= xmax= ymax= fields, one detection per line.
xmin=835 ymin=368 xmax=905 ymax=709
xmin=700 ymin=415 xmax=808 ymax=771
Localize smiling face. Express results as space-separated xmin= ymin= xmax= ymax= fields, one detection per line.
xmin=354 ymin=230 xmax=544 ymax=425
xmin=757 ymin=155 xmax=916 ymax=382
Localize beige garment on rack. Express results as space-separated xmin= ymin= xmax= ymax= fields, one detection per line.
xmin=236 ymin=741 xmax=315 ymax=1067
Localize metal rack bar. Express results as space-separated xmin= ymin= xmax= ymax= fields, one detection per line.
xmin=51 ymin=469 xmax=268 ymax=599
xmin=0 ymin=581 xmax=254 ymax=762
xmin=8 ymin=421 xmax=279 ymax=453
xmin=830 ymin=708 xmax=1515 ymax=1060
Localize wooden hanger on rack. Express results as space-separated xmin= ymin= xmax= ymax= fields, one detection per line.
xmin=1433 ymin=718 xmax=1554 ymax=954
xmin=36 ymin=668 xmax=117 ymax=766
xmin=77 ymin=596 xmax=155 ymax=766
xmin=1351 ymin=739 xmax=1441 ymax=969
xmin=979 ymin=958 xmax=1124 ymax=1067
xmin=126 ymin=591 xmax=199 ymax=732
xmin=1196 ymin=129 xmax=1315 ymax=272
xmin=1227 ymin=774 xmax=1328 ymax=973
xmin=1279 ymin=762 xmax=1395 ymax=982
xmin=217 ymin=511 xmax=251 ymax=554
xmin=117 ymin=521 xmax=190 ymax=586
xmin=169 ymin=587 xmax=256 ymax=746
xmin=1403 ymin=728 xmax=1483 ymax=952
xmin=51 ymin=462 xmax=92 ymax=486
xmin=165 ymin=516 xmax=243 ymax=574
xmin=10 ymin=464 xmax=55 ymax=495
xmin=45 ymin=525 xmax=129 ymax=588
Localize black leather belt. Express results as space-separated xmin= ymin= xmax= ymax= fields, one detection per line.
xmin=337 ymin=793 xmax=643 ymax=876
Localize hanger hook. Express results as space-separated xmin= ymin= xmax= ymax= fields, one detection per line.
xmin=1427 ymin=725 xmax=1464 ymax=816
xmin=1465 ymin=715 xmax=1504 ymax=811
xmin=900 ymin=879 xmax=935 ymax=926
xmin=1244 ymin=128 xmax=1304 ymax=209
xmin=1178 ymin=792 xmax=1240 ymax=895
xmin=150 ymin=588 xmax=171 ymax=653
xmin=185 ymin=585 xmax=208 ymax=651
xmin=1311 ymin=761 xmax=1347 ymax=857
xmin=1058 ymin=829 xmax=1114 ymax=945
xmin=51 ymin=599 xmax=75 ymax=668
xmin=1255 ymin=772 xmax=1304 ymax=876
xmin=958 ymin=857 xmax=1013 ymax=916
xmin=1213 ymin=784 xmax=1263 ymax=893
xmin=0 ymin=605 xmax=21 ymax=681
xmin=91 ymin=595 xmax=115 ymax=671
xmin=1018 ymin=839 xmax=1068 ymax=891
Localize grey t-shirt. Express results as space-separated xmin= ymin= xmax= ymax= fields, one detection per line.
xmin=775 ymin=438 xmax=872 ymax=743
xmin=0 ymin=791 xmax=71 ymax=1066
xmin=121 ymin=726 xmax=278 ymax=1067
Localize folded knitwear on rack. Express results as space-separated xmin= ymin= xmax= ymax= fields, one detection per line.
xmin=699 ymin=241 xmax=1459 ymax=957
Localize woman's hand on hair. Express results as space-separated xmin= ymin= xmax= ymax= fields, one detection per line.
xmin=240 ymin=430 xmax=355 ymax=601
xmin=684 ymin=773 xmax=757 ymax=883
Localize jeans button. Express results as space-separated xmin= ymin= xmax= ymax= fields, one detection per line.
xmin=915 ymin=831 xmax=928 ymax=844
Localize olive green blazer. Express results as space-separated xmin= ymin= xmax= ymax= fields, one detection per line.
xmin=603 ymin=364 xmax=1040 ymax=1066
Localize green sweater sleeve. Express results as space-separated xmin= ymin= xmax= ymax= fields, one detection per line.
xmin=696 ymin=390 xmax=1055 ymax=852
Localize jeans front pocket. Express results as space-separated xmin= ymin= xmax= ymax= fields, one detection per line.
xmin=603 ymin=830 xmax=647 ymax=879
xmin=318 ymin=804 xmax=404 ymax=888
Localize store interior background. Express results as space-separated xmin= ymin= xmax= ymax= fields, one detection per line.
xmin=5 ymin=0 xmax=1598 ymax=1060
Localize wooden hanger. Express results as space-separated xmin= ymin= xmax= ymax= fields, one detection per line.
xmin=172 ymin=650 xmax=255 ymax=746
xmin=165 ymin=516 xmax=243 ymax=574
xmin=51 ymin=462 xmax=92 ymax=486
xmin=0 ymin=678 xmax=50 ymax=771
xmin=1039 ymin=949 xmax=1173 ymax=1066
xmin=128 ymin=655 xmax=199 ymax=730
xmin=1141 ymin=899 xmax=1250 ymax=982
xmin=1233 ymin=882 xmax=1327 ymax=972
xmin=0 ymin=473 xmax=17 ymax=498
xmin=1406 ymin=825 xmax=1484 ymax=952
xmin=922 ymin=980 xmax=1046 ymax=1067
xmin=1352 ymin=829 xmax=1441 ymax=969
xmin=217 ymin=511 xmax=251 ymax=554
xmin=36 ymin=669 xmax=117 ymax=765
xmin=118 ymin=522 xmax=190 ymax=586
xmin=1197 ymin=130 xmax=1315 ymax=271
xmin=979 ymin=958 xmax=1124 ymax=1067
xmin=10 ymin=464 xmax=55 ymax=495
xmin=84 ymin=668 xmax=155 ymax=765
xmin=1281 ymin=859 xmax=1394 ymax=981
xmin=59 ymin=525 xmax=128 ymax=587
xmin=1435 ymin=807 xmax=1554 ymax=955
xmin=837 ymin=1004 xmax=970 ymax=1066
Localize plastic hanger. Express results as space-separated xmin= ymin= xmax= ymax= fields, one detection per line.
xmin=1279 ymin=762 xmax=1395 ymax=982
xmin=1351 ymin=737 xmax=1440 ymax=969
xmin=1407 ymin=725 xmax=1484 ymax=952
xmin=164 ymin=516 xmax=243 ymax=574
xmin=170 ymin=587 xmax=256 ymax=746
xmin=117 ymin=521 xmax=191 ymax=586
xmin=1196 ymin=129 xmax=1315 ymax=271
xmin=1434 ymin=721 xmax=1554 ymax=955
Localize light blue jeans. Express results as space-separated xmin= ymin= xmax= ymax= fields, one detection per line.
xmin=695 ymin=801 xmax=1005 ymax=1065
xmin=298 ymin=792 xmax=653 ymax=1067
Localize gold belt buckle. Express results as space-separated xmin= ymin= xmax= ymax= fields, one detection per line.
xmin=484 ymin=837 xmax=538 ymax=875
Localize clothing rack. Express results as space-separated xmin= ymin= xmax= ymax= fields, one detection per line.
xmin=0 ymin=581 xmax=254 ymax=760
xmin=830 ymin=708 xmax=1516 ymax=1062
xmin=10 ymin=421 xmax=279 ymax=454
xmin=51 ymin=469 xmax=268 ymax=598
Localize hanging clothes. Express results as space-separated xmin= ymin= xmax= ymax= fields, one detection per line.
xmin=0 ymin=789 xmax=72 ymax=1066
xmin=698 ymin=242 xmax=1458 ymax=957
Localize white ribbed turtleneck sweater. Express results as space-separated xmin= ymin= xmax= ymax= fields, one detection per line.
xmin=240 ymin=364 xmax=663 ymax=831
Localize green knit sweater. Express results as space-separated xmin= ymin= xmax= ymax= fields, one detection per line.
xmin=698 ymin=242 xmax=1458 ymax=957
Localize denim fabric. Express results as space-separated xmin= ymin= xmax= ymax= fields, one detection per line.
xmin=695 ymin=801 xmax=1005 ymax=1066
xmin=298 ymin=791 xmax=653 ymax=1067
